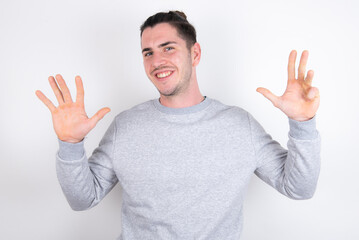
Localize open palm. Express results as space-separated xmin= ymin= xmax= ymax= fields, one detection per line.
xmin=35 ymin=74 xmax=110 ymax=143
xmin=257 ymin=50 xmax=320 ymax=121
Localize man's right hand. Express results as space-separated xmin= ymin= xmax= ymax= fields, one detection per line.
xmin=35 ymin=74 xmax=111 ymax=143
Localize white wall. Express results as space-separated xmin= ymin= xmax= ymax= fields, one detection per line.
xmin=1 ymin=0 xmax=358 ymax=239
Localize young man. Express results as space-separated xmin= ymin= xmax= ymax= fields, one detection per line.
xmin=36 ymin=11 xmax=320 ymax=240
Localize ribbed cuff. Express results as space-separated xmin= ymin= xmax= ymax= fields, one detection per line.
xmin=58 ymin=139 xmax=85 ymax=160
xmin=289 ymin=116 xmax=318 ymax=140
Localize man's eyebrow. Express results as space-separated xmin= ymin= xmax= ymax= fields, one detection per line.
xmin=142 ymin=41 xmax=178 ymax=53
xmin=142 ymin=47 xmax=151 ymax=53
xmin=158 ymin=41 xmax=177 ymax=48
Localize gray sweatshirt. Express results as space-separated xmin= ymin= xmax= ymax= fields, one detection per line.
xmin=56 ymin=97 xmax=320 ymax=240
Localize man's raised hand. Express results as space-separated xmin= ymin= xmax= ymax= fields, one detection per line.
xmin=256 ymin=50 xmax=320 ymax=121
xmin=35 ymin=74 xmax=110 ymax=143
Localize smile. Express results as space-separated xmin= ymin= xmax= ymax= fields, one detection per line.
xmin=156 ymin=71 xmax=173 ymax=79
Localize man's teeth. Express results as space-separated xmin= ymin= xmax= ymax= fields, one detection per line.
xmin=156 ymin=71 xmax=172 ymax=78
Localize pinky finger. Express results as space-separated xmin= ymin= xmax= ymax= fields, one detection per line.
xmin=35 ymin=90 xmax=56 ymax=112
xmin=305 ymin=70 xmax=314 ymax=86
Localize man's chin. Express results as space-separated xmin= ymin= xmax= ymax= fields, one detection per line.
xmin=157 ymin=87 xmax=179 ymax=97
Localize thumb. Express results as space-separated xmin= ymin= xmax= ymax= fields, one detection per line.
xmin=307 ymin=87 xmax=319 ymax=100
xmin=256 ymin=87 xmax=280 ymax=107
xmin=89 ymin=107 xmax=111 ymax=128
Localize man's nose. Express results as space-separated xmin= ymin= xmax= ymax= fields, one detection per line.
xmin=151 ymin=52 xmax=167 ymax=69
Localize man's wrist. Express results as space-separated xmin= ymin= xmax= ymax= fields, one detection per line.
xmin=288 ymin=116 xmax=318 ymax=140
xmin=57 ymin=138 xmax=85 ymax=160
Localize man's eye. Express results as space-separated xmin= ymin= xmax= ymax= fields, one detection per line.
xmin=144 ymin=52 xmax=153 ymax=57
xmin=165 ymin=47 xmax=174 ymax=51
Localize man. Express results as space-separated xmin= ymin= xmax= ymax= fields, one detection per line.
xmin=35 ymin=11 xmax=320 ymax=240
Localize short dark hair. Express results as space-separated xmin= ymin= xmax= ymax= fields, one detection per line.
xmin=140 ymin=11 xmax=197 ymax=50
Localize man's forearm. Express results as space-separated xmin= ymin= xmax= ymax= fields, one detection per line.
xmin=253 ymin=115 xmax=321 ymax=199
xmin=56 ymin=119 xmax=119 ymax=210
xmin=56 ymin=139 xmax=98 ymax=210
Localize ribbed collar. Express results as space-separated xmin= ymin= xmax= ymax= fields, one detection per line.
xmin=152 ymin=96 xmax=212 ymax=115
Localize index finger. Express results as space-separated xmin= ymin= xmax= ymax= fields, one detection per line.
xmin=75 ymin=75 xmax=85 ymax=106
xmin=287 ymin=50 xmax=297 ymax=81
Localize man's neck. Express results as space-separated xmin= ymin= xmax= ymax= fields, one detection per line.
xmin=159 ymin=91 xmax=204 ymax=108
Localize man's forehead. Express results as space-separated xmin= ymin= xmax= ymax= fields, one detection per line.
xmin=142 ymin=23 xmax=177 ymax=36
xmin=141 ymin=23 xmax=182 ymax=47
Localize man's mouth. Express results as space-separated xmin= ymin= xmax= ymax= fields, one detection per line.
xmin=156 ymin=71 xmax=173 ymax=79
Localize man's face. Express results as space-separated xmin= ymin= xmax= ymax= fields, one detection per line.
xmin=141 ymin=23 xmax=194 ymax=97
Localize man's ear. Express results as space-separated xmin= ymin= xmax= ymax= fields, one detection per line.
xmin=191 ymin=42 xmax=201 ymax=67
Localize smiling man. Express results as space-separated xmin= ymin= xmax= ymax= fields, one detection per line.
xmin=36 ymin=11 xmax=321 ymax=240
xmin=141 ymin=20 xmax=203 ymax=108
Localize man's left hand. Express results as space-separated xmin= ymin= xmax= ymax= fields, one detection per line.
xmin=257 ymin=50 xmax=320 ymax=121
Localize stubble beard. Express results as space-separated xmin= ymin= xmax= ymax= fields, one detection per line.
xmin=159 ymin=76 xmax=189 ymax=97
xmin=158 ymin=56 xmax=193 ymax=97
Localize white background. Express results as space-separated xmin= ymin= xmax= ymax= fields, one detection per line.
xmin=1 ymin=0 xmax=358 ymax=239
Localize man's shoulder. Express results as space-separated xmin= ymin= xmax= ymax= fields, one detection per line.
xmin=113 ymin=99 xmax=156 ymax=122
xmin=210 ymin=98 xmax=250 ymax=119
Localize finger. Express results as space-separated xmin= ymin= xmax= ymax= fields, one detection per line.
xmin=256 ymin=87 xmax=280 ymax=108
xmin=307 ymin=87 xmax=319 ymax=100
xmin=298 ymin=50 xmax=309 ymax=81
xmin=48 ymin=76 xmax=64 ymax=105
xmin=35 ymin=90 xmax=56 ymax=112
xmin=288 ymin=50 xmax=297 ymax=81
xmin=75 ymin=75 xmax=85 ymax=106
xmin=55 ymin=74 xmax=73 ymax=103
xmin=89 ymin=107 xmax=111 ymax=129
xmin=305 ymin=70 xmax=314 ymax=86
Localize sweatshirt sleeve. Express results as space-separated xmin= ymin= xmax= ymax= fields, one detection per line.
xmin=250 ymin=113 xmax=321 ymax=200
xmin=56 ymin=118 xmax=118 ymax=210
